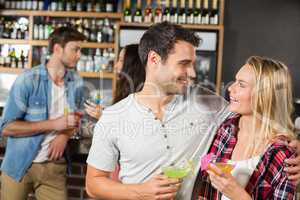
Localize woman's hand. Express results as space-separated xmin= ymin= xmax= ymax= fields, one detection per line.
xmin=84 ymin=101 xmax=103 ymax=120
xmin=207 ymin=164 xmax=252 ymax=200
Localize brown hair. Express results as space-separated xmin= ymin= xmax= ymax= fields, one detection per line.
xmin=48 ymin=26 xmax=86 ymax=54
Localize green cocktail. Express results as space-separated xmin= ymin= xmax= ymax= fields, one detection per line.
xmin=162 ymin=166 xmax=190 ymax=179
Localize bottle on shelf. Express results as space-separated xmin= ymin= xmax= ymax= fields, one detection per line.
xmin=170 ymin=0 xmax=178 ymax=24
xmin=178 ymin=0 xmax=186 ymax=24
xmin=154 ymin=0 xmax=162 ymax=23
xmin=11 ymin=48 xmax=17 ymax=68
xmin=26 ymin=0 xmax=33 ymax=10
xmin=0 ymin=48 xmax=4 ymax=66
xmin=86 ymin=0 xmax=93 ymax=12
xmin=187 ymin=0 xmax=194 ymax=24
xmin=57 ymin=0 xmax=64 ymax=11
xmin=193 ymin=0 xmax=202 ymax=24
xmin=144 ymin=0 xmax=153 ymax=23
xmin=19 ymin=49 xmax=25 ymax=68
xmin=201 ymin=0 xmax=209 ymax=24
xmin=123 ymin=0 xmax=132 ymax=23
xmin=65 ymin=0 xmax=72 ymax=11
xmin=5 ymin=48 xmax=12 ymax=67
xmin=210 ymin=0 xmax=219 ymax=25
xmin=90 ymin=19 xmax=97 ymax=42
xmin=96 ymin=19 xmax=104 ymax=42
xmin=76 ymin=0 xmax=83 ymax=11
xmin=32 ymin=0 xmax=38 ymax=10
xmin=162 ymin=0 xmax=171 ymax=22
xmin=38 ymin=0 xmax=44 ymax=10
xmin=50 ymin=0 xmax=58 ymax=11
xmin=106 ymin=0 xmax=115 ymax=12
xmin=133 ymin=0 xmax=143 ymax=23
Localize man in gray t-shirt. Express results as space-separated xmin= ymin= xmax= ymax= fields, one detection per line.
xmin=86 ymin=22 xmax=228 ymax=200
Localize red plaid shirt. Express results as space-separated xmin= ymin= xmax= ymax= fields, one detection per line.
xmin=193 ymin=114 xmax=296 ymax=200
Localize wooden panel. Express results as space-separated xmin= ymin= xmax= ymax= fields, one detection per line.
xmin=0 ymin=67 xmax=24 ymax=74
xmin=30 ymin=40 xmax=115 ymax=48
xmin=78 ymin=71 xmax=115 ymax=79
xmin=0 ymin=39 xmax=29 ymax=45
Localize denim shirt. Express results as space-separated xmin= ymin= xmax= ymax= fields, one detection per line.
xmin=0 ymin=64 xmax=85 ymax=181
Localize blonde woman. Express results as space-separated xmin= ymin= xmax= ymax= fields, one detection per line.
xmin=197 ymin=56 xmax=296 ymax=199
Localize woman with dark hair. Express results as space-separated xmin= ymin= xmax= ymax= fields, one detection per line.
xmin=113 ymin=44 xmax=145 ymax=104
xmin=84 ymin=44 xmax=145 ymax=118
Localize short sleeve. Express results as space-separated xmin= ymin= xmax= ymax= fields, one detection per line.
xmin=86 ymin=119 xmax=119 ymax=172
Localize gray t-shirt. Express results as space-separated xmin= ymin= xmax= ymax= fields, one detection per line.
xmin=87 ymin=91 xmax=230 ymax=200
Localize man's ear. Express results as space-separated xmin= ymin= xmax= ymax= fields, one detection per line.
xmin=147 ymin=50 xmax=161 ymax=66
xmin=52 ymin=43 xmax=63 ymax=55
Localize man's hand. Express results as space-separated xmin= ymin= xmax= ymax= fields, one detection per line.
xmin=53 ymin=113 xmax=81 ymax=131
xmin=48 ymin=133 xmax=69 ymax=161
xmin=285 ymin=140 xmax=300 ymax=184
xmin=134 ymin=175 xmax=181 ymax=200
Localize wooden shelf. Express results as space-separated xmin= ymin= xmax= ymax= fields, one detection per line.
xmin=118 ymin=22 xmax=222 ymax=31
xmin=78 ymin=71 xmax=115 ymax=79
xmin=30 ymin=40 xmax=115 ymax=48
xmin=0 ymin=10 xmax=122 ymax=19
xmin=0 ymin=39 xmax=29 ymax=45
xmin=0 ymin=67 xmax=24 ymax=74
xmin=0 ymin=66 xmax=115 ymax=79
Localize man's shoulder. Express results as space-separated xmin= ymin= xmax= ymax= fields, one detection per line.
xmin=101 ymin=95 xmax=135 ymax=118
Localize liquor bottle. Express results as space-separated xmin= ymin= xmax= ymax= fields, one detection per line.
xmin=57 ymin=0 xmax=64 ymax=11
xmin=86 ymin=0 xmax=93 ymax=12
xmin=96 ymin=19 xmax=103 ymax=42
xmin=90 ymin=19 xmax=97 ymax=42
xmin=187 ymin=0 xmax=194 ymax=24
xmin=201 ymin=0 xmax=209 ymax=24
xmin=76 ymin=0 xmax=82 ymax=11
xmin=10 ymin=21 xmax=17 ymax=39
xmin=178 ymin=0 xmax=186 ymax=24
xmin=32 ymin=0 xmax=38 ymax=10
xmin=144 ymin=0 xmax=152 ymax=23
xmin=33 ymin=23 xmax=39 ymax=39
xmin=39 ymin=21 xmax=45 ymax=40
xmin=26 ymin=0 xmax=32 ymax=10
xmin=21 ymin=0 xmax=26 ymax=10
xmin=106 ymin=0 xmax=114 ymax=12
xmin=0 ymin=49 xmax=4 ymax=66
xmin=162 ymin=0 xmax=170 ymax=22
xmin=65 ymin=0 xmax=72 ymax=11
xmin=95 ymin=0 xmax=102 ymax=12
xmin=123 ymin=0 xmax=132 ymax=23
xmin=16 ymin=0 xmax=22 ymax=10
xmin=10 ymin=48 xmax=17 ymax=68
xmin=5 ymin=48 xmax=12 ymax=67
xmin=0 ymin=0 xmax=5 ymax=9
xmin=19 ymin=50 xmax=25 ymax=68
xmin=133 ymin=0 xmax=142 ymax=23
xmin=193 ymin=0 xmax=201 ymax=24
xmin=38 ymin=0 xmax=44 ymax=10
xmin=154 ymin=0 xmax=162 ymax=23
xmin=5 ymin=1 xmax=11 ymax=9
xmin=0 ymin=18 xmax=4 ymax=38
xmin=82 ymin=19 xmax=90 ymax=40
xmin=170 ymin=0 xmax=178 ymax=23
xmin=50 ymin=0 xmax=57 ymax=11
xmin=11 ymin=1 xmax=16 ymax=9
xmin=209 ymin=0 xmax=219 ymax=24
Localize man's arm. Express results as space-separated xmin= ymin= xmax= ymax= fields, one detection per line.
xmin=1 ymin=113 xmax=81 ymax=137
xmin=86 ymin=165 xmax=181 ymax=200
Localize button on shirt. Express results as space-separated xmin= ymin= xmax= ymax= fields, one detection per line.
xmin=87 ymin=92 xmax=230 ymax=200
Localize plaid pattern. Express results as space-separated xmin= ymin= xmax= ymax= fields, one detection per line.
xmin=194 ymin=114 xmax=296 ymax=200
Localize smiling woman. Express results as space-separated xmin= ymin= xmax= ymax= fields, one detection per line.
xmin=196 ymin=56 xmax=297 ymax=200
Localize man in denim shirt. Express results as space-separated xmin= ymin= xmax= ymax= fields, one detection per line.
xmin=0 ymin=27 xmax=85 ymax=200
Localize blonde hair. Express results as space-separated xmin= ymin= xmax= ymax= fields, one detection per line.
xmin=246 ymin=56 xmax=295 ymax=156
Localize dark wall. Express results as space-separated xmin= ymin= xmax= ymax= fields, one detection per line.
xmin=222 ymin=0 xmax=300 ymax=98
